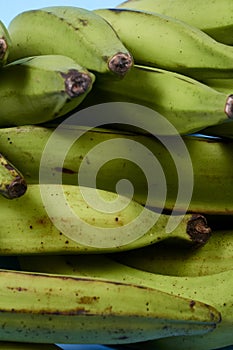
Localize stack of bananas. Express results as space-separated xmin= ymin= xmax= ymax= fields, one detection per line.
xmin=0 ymin=1 xmax=233 ymax=350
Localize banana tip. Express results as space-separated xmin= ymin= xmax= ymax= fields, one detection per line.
xmin=108 ymin=52 xmax=133 ymax=76
xmin=7 ymin=178 xmax=27 ymax=199
xmin=0 ymin=37 xmax=8 ymax=60
xmin=61 ymin=69 xmax=93 ymax=98
xmin=225 ymin=94 xmax=233 ymax=119
xmin=186 ymin=214 xmax=212 ymax=246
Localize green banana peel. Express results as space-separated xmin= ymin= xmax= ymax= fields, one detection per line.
xmin=0 ymin=125 xmax=233 ymax=214
xmin=8 ymin=6 xmax=133 ymax=76
xmin=0 ymin=269 xmax=220 ymax=344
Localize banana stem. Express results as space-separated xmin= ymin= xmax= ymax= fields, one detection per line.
xmin=0 ymin=153 xmax=27 ymax=199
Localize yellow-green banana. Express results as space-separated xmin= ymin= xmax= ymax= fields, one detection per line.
xmin=0 ymin=183 xmax=208 ymax=254
xmin=0 ymin=21 xmax=11 ymax=67
xmin=94 ymin=8 xmax=233 ymax=79
xmin=0 ymin=125 xmax=233 ymax=214
xmin=113 ymin=230 xmax=233 ymax=277
xmin=0 ymin=153 xmax=27 ymax=199
xmin=0 ymin=342 xmax=60 ymax=350
xmin=0 ymin=269 xmax=220 ymax=344
xmin=18 ymin=254 xmax=232 ymax=350
xmin=81 ymin=65 xmax=233 ymax=135
xmin=116 ymin=0 xmax=233 ymax=45
xmin=0 ymin=55 xmax=95 ymax=127
xmin=202 ymin=77 xmax=233 ymax=95
xmin=8 ymin=6 xmax=133 ymax=76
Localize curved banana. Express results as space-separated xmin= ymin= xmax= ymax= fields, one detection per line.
xmin=0 ymin=153 xmax=27 ymax=199
xmin=0 ymin=54 xmax=95 ymax=127
xmin=0 ymin=342 xmax=60 ymax=350
xmin=113 ymin=230 xmax=233 ymax=277
xmin=18 ymin=254 xmax=232 ymax=350
xmin=0 ymin=125 xmax=233 ymax=214
xmin=81 ymin=64 xmax=233 ymax=135
xmin=0 ymin=183 xmax=208 ymax=255
xmin=0 ymin=21 xmax=11 ymax=67
xmin=8 ymin=6 xmax=133 ymax=76
xmin=0 ymin=268 xmax=220 ymax=344
xmin=116 ymin=0 xmax=233 ymax=45
xmin=94 ymin=8 xmax=233 ymax=79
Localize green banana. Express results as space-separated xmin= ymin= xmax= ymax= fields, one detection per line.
xmin=18 ymin=254 xmax=232 ymax=350
xmin=202 ymin=77 xmax=233 ymax=95
xmin=0 ymin=268 xmax=220 ymax=344
xmin=0 ymin=153 xmax=27 ymax=199
xmin=0 ymin=183 xmax=208 ymax=254
xmin=0 ymin=54 xmax=95 ymax=127
xmin=1 ymin=125 xmax=233 ymax=214
xmin=80 ymin=64 xmax=233 ymax=135
xmin=8 ymin=6 xmax=133 ymax=76
xmin=0 ymin=342 xmax=60 ymax=350
xmin=0 ymin=21 xmax=11 ymax=67
xmin=113 ymin=230 xmax=233 ymax=277
xmin=201 ymin=120 xmax=233 ymax=139
xmin=116 ymin=0 xmax=233 ymax=45
xmin=94 ymin=8 xmax=233 ymax=79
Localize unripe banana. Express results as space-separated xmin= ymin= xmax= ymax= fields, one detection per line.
xmin=0 ymin=125 xmax=233 ymax=214
xmin=0 ymin=342 xmax=60 ymax=350
xmin=0 ymin=21 xmax=11 ymax=67
xmin=113 ymin=230 xmax=233 ymax=277
xmin=0 ymin=183 xmax=209 ymax=255
xmin=0 ymin=269 xmax=220 ymax=344
xmin=117 ymin=0 xmax=233 ymax=45
xmin=8 ymin=6 xmax=133 ymax=76
xmin=81 ymin=65 xmax=233 ymax=135
xmin=0 ymin=55 xmax=95 ymax=127
xmin=20 ymin=254 xmax=231 ymax=350
xmin=94 ymin=8 xmax=233 ymax=79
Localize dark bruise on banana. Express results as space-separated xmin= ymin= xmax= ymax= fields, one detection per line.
xmin=0 ymin=153 xmax=27 ymax=199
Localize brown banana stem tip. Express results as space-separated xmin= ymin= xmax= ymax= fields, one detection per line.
xmin=0 ymin=38 xmax=7 ymax=59
xmin=6 ymin=177 xmax=27 ymax=199
xmin=61 ymin=69 xmax=93 ymax=98
xmin=186 ymin=214 xmax=212 ymax=246
xmin=108 ymin=52 xmax=133 ymax=76
xmin=225 ymin=94 xmax=233 ymax=119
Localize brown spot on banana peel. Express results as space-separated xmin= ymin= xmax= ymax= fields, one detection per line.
xmin=225 ymin=94 xmax=233 ymax=118
xmin=108 ymin=52 xmax=134 ymax=76
xmin=60 ymin=69 xmax=93 ymax=97
xmin=186 ymin=214 xmax=212 ymax=246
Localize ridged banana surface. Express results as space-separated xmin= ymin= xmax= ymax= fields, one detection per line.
xmin=116 ymin=0 xmax=233 ymax=45
xmin=0 ymin=183 xmax=206 ymax=254
xmin=94 ymin=8 xmax=233 ymax=79
xmin=0 ymin=269 xmax=220 ymax=344
xmin=0 ymin=125 xmax=233 ymax=214
xmin=0 ymin=153 xmax=27 ymax=199
xmin=113 ymin=230 xmax=233 ymax=277
xmin=8 ymin=6 xmax=133 ymax=76
xmin=81 ymin=64 xmax=233 ymax=135
xmin=19 ymin=254 xmax=231 ymax=350
xmin=0 ymin=55 xmax=95 ymax=127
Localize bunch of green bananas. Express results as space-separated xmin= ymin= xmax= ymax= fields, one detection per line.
xmin=0 ymin=1 xmax=233 ymax=350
